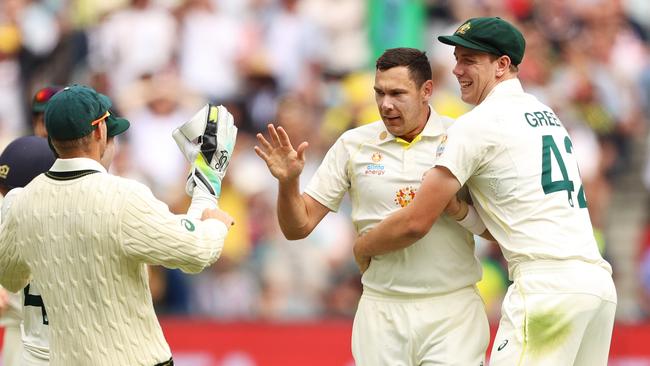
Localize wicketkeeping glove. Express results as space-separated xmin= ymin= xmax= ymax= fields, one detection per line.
xmin=172 ymin=104 xmax=238 ymax=198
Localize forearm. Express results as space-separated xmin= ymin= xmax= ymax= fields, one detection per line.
xmin=355 ymin=207 xmax=429 ymax=257
xmin=187 ymin=188 xmax=218 ymax=220
xmin=123 ymin=213 xmax=228 ymax=273
xmin=355 ymin=167 xmax=459 ymax=257
xmin=277 ymin=179 xmax=312 ymax=239
xmin=122 ymin=188 xmax=228 ymax=273
xmin=449 ymin=200 xmax=493 ymax=240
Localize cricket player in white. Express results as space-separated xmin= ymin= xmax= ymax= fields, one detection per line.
xmin=0 ymin=85 xmax=237 ymax=366
xmin=255 ymin=48 xmax=489 ymax=365
xmin=354 ymin=18 xmax=617 ymax=366
xmin=4 ymin=192 xmax=51 ymax=366
xmin=0 ymin=136 xmax=57 ymax=366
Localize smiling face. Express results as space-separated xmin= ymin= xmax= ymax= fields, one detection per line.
xmin=374 ymin=66 xmax=433 ymax=141
xmin=452 ymin=46 xmax=504 ymax=105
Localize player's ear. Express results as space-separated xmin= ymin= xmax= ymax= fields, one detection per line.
xmin=495 ymin=55 xmax=511 ymax=78
xmin=95 ymin=119 xmax=108 ymax=140
xmin=421 ymin=79 xmax=434 ymax=101
xmin=93 ymin=119 xmax=107 ymax=141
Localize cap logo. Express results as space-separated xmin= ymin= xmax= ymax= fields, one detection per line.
xmin=456 ymin=22 xmax=471 ymax=35
xmin=0 ymin=165 xmax=8 ymax=179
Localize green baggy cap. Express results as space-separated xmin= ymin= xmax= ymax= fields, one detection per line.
xmin=437 ymin=17 xmax=526 ymax=66
xmin=45 ymin=85 xmax=130 ymax=140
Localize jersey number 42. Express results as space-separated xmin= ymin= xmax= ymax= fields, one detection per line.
xmin=541 ymin=134 xmax=587 ymax=208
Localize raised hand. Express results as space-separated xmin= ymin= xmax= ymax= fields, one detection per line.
xmin=201 ymin=207 xmax=235 ymax=227
xmin=254 ymin=124 xmax=309 ymax=183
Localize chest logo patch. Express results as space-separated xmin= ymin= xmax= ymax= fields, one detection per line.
xmin=394 ymin=186 xmax=417 ymax=207
xmin=365 ymin=152 xmax=385 ymax=175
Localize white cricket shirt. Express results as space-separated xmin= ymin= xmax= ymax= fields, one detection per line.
xmin=435 ymin=79 xmax=611 ymax=277
xmin=0 ymin=190 xmax=22 ymax=329
xmin=1 ymin=187 xmax=49 ymax=360
xmin=306 ymin=107 xmax=482 ymax=296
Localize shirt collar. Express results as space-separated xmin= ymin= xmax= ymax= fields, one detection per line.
xmin=381 ymin=105 xmax=446 ymax=146
xmin=419 ymin=106 xmax=446 ymax=137
xmin=49 ymin=158 xmax=107 ymax=173
xmin=484 ymin=78 xmax=524 ymax=102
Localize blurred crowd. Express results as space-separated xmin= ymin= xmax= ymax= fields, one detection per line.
xmin=1 ymin=0 xmax=650 ymax=323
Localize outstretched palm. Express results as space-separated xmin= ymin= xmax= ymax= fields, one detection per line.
xmin=254 ymin=124 xmax=309 ymax=183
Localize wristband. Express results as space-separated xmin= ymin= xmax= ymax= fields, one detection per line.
xmin=187 ymin=187 xmax=218 ymax=220
xmin=456 ymin=204 xmax=486 ymax=235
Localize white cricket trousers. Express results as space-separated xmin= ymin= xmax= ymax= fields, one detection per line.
xmin=489 ymin=260 xmax=616 ymax=366
xmin=352 ymin=285 xmax=489 ymax=366
xmin=21 ymin=348 xmax=49 ymax=366
xmin=1 ymin=325 xmax=22 ymax=366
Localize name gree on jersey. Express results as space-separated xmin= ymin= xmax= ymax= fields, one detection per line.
xmin=524 ymin=110 xmax=562 ymax=128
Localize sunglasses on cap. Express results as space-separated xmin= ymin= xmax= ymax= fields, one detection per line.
xmin=90 ymin=111 xmax=110 ymax=126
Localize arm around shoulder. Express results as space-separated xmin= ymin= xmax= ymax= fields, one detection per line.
xmin=354 ymin=167 xmax=461 ymax=257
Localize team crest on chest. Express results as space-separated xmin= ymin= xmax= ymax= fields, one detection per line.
xmin=365 ymin=152 xmax=385 ymax=175
xmin=394 ymin=186 xmax=417 ymax=207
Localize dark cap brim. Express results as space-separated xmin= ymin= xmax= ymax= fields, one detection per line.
xmin=107 ymin=115 xmax=130 ymax=137
xmin=437 ymin=35 xmax=500 ymax=56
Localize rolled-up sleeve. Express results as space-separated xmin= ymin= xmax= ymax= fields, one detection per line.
xmin=434 ymin=116 xmax=489 ymax=186
xmin=304 ymin=135 xmax=351 ymax=212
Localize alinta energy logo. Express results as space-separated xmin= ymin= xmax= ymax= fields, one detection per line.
xmin=365 ymin=152 xmax=385 ymax=175
xmin=394 ymin=186 xmax=417 ymax=207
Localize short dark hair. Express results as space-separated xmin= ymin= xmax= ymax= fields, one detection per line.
xmin=487 ymin=54 xmax=519 ymax=73
xmin=51 ymin=134 xmax=94 ymax=156
xmin=376 ymin=48 xmax=432 ymax=87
